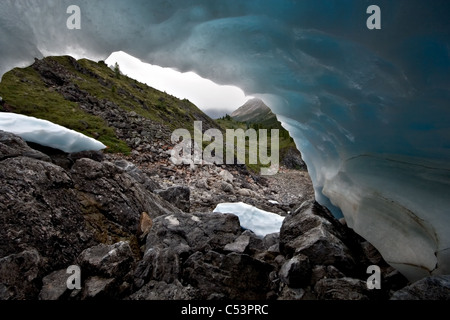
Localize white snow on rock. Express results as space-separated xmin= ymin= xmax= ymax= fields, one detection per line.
xmin=213 ymin=202 xmax=284 ymax=237
xmin=0 ymin=112 xmax=107 ymax=153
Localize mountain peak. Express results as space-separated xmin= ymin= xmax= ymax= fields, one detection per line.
xmin=230 ymin=98 xmax=274 ymax=123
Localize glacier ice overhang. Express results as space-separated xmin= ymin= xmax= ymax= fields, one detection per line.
xmin=1 ymin=0 xmax=449 ymax=281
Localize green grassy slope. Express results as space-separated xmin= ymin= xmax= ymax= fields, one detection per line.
xmin=0 ymin=56 xmax=217 ymax=154
xmin=216 ymin=114 xmax=302 ymax=173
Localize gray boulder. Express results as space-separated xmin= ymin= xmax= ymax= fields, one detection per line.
xmin=287 ymin=226 xmax=355 ymax=273
xmin=279 ymin=254 xmax=311 ymax=288
xmin=391 ymin=275 xmax=450 ymax=300
xmin=0 ymin=156 xmax=95 ymax=271
xmin=0 ymin=131 xmax=184 ymax=299
xmin=81 ymin=276 xmax=115 ymax=300
xmin=75 ymin=242 xmax=136 ymax=299
xmin=224 ymin=234 xmax=251 ymax=254
xmin=0 ymin=130 xmax=51 ymax=162
xmin=280 ymin=202 xmax=356 ymax=273
xmin=133 ymin=210 xmax=280 ymax=299
xmin=182 ymin=251 xmax=274 ymax=300
xmin=114 ymin=159 xmax=161 ymax=192
xmin=134 ymin=211 xmax=242 ymax=291
xmin=314 ymin=277 xmax=370 ymax=300
xmin=155 ymin=186 xmax=190 ymax=212
xmin=224 ymin=230 xmax=264 ymax=255
xmin=39 ymin=269 xmax=73 ymax=300
xmin=71 ymin=158 xmax=180 ymax=233
xmin=134 ymin=246 xmax=185 ymax=288
xmin=310 ymin=265 xmax=345 ymax=285
xmin=145 ymin=212 xmax=241 ymax=253
xmin=280 ymin=147 xmax=306 ymax=170
xmin=0 ymin=249 xmax=43 ymax=300
xmin=77 ymin=241 xmax=135 ymax=279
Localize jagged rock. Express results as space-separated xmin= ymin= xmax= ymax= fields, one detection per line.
xmin=280 ymin=201 xmax=357 ymax=274
xmin=310 ymin=265 xmax=345 ymax=286
xmin=279 ymin=254 xmax=311 ymax=288
xmin=224 ymin=234 xmax=250 ymax=253
xmin=280 ymin=203 xmax=406 ymax=293
xmin=263 ymin=233 xmax=280 ymax=251
xmin=280 ymin=201 xmax=337 ymax=248
xmin=133 ymin=211 xmax=280 ymax=299
xmin=223 ymin=230 xmax=265 ymax=257
xmin=134 ymin=211 xmax=242 ymax=291
xmin=182 ymin=251 xmax=274 ymax=300
xmin=71 ymin=158 xmax=180 ymax=233
xmin=278 ymin=286 xmax=306 ymax=300
xmin=0 ymin=155 xmax=95 ymax=271
xmin=81 ymin=276 xmax=115 ymax=299
xmin=77 ymin=241 xmax=135 ymax=279
xmin=0 ymin=120 xmax=409 ymax=301
xmin=0 ymin=130 xmax=51 ymax=162
xmin=390 ymin=275 xmax=450 ymax=300
xmin=134 ymin=246 xmax=184 ymax=287
xmin=0 ymin=249 xmax=43 ymax=300
xmin=129 ymin=280 xmax=197 ymax=300
xmin=155 ymin=186 xmax=190 ymax=212
xmin=280 ymin=147 xmax=306 ymax=170
xmin=242 ymin=230 xmax=265 ymax=253
xmin=287 ymin=227 xmax=355 ymax=273
xmin=314 ymin=277 xmax=370 ymax=300
xmin=39 ymin=269 xmax=71 ymax=300
xmin=145 ymin=212 xmax=241 ymax=253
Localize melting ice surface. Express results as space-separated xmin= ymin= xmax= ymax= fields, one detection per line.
xmin=213 ymin=202 xmax=284 ymax=238
xmin=0 ymin=0 xmax=449 ymax=281
xmin=0 ymin=113 xmax=106 ymax=153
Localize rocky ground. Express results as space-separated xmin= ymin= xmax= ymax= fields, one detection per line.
xmin=105 ymin=145 xmax=314 ymax=216
xmin=1 ymin=129 xmax=449 ymax=300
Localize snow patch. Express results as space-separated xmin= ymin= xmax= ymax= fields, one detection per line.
xmin=213 ymin=202 xmax=284 ymax=237
xmin=0 ymin=113 xmax=106 ymax=153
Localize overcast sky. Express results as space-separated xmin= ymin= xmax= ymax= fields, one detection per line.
xmin=105 ymin=51 xmax=252 ymax=119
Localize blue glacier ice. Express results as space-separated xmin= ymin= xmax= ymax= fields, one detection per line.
xmin=0 ymin=0 xmax=449 ymax=281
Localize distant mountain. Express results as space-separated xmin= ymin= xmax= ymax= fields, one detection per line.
xmin=231 ymin=98 xmax=276 ymax=125
xmin=217 ymin=98 xmax=306 ymax=171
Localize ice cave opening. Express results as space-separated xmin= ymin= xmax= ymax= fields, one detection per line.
xmin=0 ymin=0 xmax=449 ymax=282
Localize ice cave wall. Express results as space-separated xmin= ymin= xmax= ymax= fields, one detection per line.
xmin=1 ymin=0 xmax=449 ymax=281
